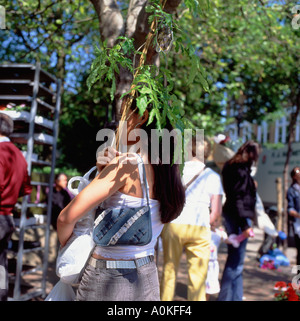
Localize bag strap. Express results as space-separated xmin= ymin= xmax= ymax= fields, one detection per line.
xmin=83 ymin=166 xmax=98 ymax=180
xmin=184 ymin=166 xmax=206 ymax=190
xmin=68 ymin=166 xmax=98 ymax=196
xmin=135 ymin=153 xmax=150 ymax=207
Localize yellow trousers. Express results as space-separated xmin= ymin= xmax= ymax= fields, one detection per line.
xmin=160 ymin=223 xmax=211 ymax=301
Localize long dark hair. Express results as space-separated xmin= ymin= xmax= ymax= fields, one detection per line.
xmin=121 ymin=97 xmax=186 ymax=223
xmin=227 ymin=140 xmax=260 ymax=167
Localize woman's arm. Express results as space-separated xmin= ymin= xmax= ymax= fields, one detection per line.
xmin=57 ymin=155 xmax=135 ymax=246
xmin=289 ymin=209 xmax=300 ymax=219
xmin=210 ymin=194 xmax=223 ymax=229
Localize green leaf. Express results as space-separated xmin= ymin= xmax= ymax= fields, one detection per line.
xmin=137 ymin=95 xmax=148 ymax=115
xmin=147 ymin=109 xmax=156 ymax=126
xmin=187 ymin=56 xmax=198 ymax=85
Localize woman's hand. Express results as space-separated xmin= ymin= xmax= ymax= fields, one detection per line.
xmin=96 ymin=146 xmax=120 ymax=172
xmin=209 ymin=194 xmax=223 ymax=231
xmin=242 ymin=227 xmax=254 ymax=238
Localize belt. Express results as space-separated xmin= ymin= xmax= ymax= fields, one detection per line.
xmin=88 ymin=255 xmax=154 ymax=269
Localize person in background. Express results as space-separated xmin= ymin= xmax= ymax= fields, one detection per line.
xmin=50 ymin=173 xmax=73 ymax=230
xmin=0 ymin=113 xmax=32 ymax=301
xmin=287 ymin=167 xmax=300 ymax=266
xmin=218 ymin=140 xmax=259 ymax=301
xmin=160 ymin=136 xmax=223 ymax=301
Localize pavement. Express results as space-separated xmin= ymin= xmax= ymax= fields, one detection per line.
xmin=12 ymin=226 xmax=298 ymax=301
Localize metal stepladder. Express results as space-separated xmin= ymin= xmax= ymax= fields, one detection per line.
xmin=0 ymin=62 xmax=61 ymax=300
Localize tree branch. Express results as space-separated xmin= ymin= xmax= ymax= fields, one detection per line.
xmin=126 ymin=0 xmax=148 ymax=38
xmin=89 ymin=0 xmax=124 ymax=47
xmin=131 ymin=0 xmax=182 ymax=61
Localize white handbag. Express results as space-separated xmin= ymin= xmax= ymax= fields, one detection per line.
xmin=255 ymin=192 xmax=278 ymax=237
xmin=45 ymin=280 xmax=76 ymax=301
xmin=55 ymin=167 xmax=98 ymax=285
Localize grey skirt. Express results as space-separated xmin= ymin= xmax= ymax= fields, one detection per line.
xmin=76 ymin=258 xmax=160 ymax=301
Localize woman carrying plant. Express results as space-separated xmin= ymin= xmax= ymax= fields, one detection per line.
xmin=57 ymin=96 xmax=185 ymax=301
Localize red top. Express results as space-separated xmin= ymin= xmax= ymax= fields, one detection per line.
xmin=0 ymin=141 xmax=32 ymax=215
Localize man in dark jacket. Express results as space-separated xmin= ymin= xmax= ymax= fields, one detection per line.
xmin=0 ymin=113 xmax=32 ymax=301
xmin=287 ymin=167 xmax=300 ymax=265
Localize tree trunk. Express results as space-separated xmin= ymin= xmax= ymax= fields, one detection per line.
xmin=89 ymin=0 xmax=124 ymax=48
xmin=282 ymin=91 xmax=300 ymax=250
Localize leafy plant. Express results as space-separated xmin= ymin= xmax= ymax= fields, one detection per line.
xmin=86 ymin=1 xmax=210 ymax=130
xmin=86 ymin=0 xmax=211 ymax=172
xmin=87 ymin=38 xmax=136 ymax=101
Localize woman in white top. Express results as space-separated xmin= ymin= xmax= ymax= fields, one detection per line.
xmin=57 ymin=96 xmax=186 ymax=301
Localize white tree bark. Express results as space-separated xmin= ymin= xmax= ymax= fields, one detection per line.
xmin=90 ymin=0 xmax=124 ymax=47
xmin=126 ymin=0 xmax=148 ymax=38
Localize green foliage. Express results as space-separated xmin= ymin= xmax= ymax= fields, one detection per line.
xmin=184 ymin=0 xmax=210 ymax=15
xmin=87 ymin=38 xmax=135 ymax=101
xmin=264 ymin=142 xmax=285 ymax=150
xmin=146 ymin=0 xmax=173 ymax=29
xmin=0 ymin=0 xmax=98 ymax=81
xmin=33 ymin=165 xmax=81 ymax=176
xmin=127 ymin=64 xmax=192 ymax=131
xmin=169 ymin=0 xmax=300 ymax=135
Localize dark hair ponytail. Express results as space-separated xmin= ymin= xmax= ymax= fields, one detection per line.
xmin=129 ymin=99 xmax=186 ymax=223
xmin=153 ymin=162 xmax=186 ymax=223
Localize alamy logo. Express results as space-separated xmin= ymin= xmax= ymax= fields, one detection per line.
xmin=0 ymin=5 xmax=5 ymax=29
xmin=292 ymin=5 xmax=300 ymax=30
xmin=96 ymin=123 xmax=205 ymax=165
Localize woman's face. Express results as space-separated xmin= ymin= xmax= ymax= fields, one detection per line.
xmin=293 ymin=168 xmax=300 ymax=184
xmin=55 ymin=174 xmax=68 ymax=189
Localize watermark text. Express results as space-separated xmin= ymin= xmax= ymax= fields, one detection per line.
xmin=0 ymin=5 xmax=5 ymax=29
xmin=292 ymin=5 xmax=300 ymax=30
xmin=96 ymin=122 xmax=205 ymax=165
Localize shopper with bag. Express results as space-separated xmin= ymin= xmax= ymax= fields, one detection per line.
xmin=57 ymin=96 xmax=186 ymax=301
xmin=218 ymin=140 xmax=259 ymax=301
xmin=160 ymin=137 xmax=223 ymax=301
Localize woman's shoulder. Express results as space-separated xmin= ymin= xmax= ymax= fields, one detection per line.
xmin=222 ymin=162 xmax=250 ymax=180
xmin=98 ymin=153 xmax=139 ymax=181
xmin=288 ymin=184 xmax=299 ymax=194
